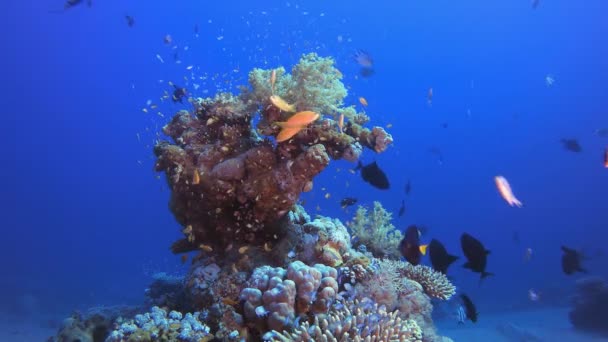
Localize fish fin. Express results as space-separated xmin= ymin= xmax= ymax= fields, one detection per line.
xmin=481 ymin=271 xmax=494 ymax=279
xmin=419 ymin=245 xmax=428 ymax=255
xmin=448 ymin=255 xmax=459 ymax=264
xmin=485 ymin=249 xmax=491 ymax=255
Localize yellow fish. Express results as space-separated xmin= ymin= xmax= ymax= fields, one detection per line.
xmin=275 ymin=111 xmax=319 ymax=142
xmin=269 ymin=95 xmax=295 ymax=112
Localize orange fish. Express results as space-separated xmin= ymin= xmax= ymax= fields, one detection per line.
xmin=270 ymin=69 xmax=276 ymax=94
xmin=338 ymin=113 xmax=344 ymax=133
xmin=180 ymin=254 xmax=189 ymax=264
xmin=495 ymin=175 xmax=523 ymax=207
xmin=276 ymin=111 xmax=319 ymax=142
xmin=192 ymin=169 xmax=200 ymax=185
xmin=269 ymin=95 xmax=295 ymax=112
xmin=359 ymin=97 xmax=368 ymax=107
xmin=427 ymin=87 xmax=433 ymax=106
xmin=604 ymin=147 xmax=608 ymax=168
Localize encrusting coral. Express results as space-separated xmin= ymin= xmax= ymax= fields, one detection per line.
xmin=154 ymin=53 xmax=392 ymax=254
xmin=348 ymin=201 xmax=403 ymax=259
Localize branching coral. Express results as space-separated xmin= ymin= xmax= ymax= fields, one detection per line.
xmin=399 ymin=262 xmax=456 ymax=301
xmin=348 ymin=201 xmax=403 ymax=259
xmin=265 ymin=299 xmax=423 ymax=342
xmin=154 ymin=53 xmax=392 ymax=253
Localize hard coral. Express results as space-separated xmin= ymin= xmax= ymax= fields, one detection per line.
xmin=348 ymin=201 xmax=403 ymax=259
xmin=266 ymin=299 xmax=423 ymax=342
xmin=240 ymin=261 xmax=339 ymax=335
xmin=155 ymin=54 xmax=392 ymax=254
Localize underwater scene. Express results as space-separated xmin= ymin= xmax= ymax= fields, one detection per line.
xmin=2 ymin=0 xmax=608 ymax=341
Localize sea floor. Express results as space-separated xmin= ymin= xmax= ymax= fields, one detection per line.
xmin=2 ymin=307 xmax=607 ymax=341
xmin=436 ymin=307 xmax=608 ymax=342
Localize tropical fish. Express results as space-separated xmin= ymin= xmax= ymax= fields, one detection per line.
xmin=560 ymin=138 xmax=582 ymax=152
xmin=359 ymin=97 xmax=368 ymax=107
xmin=604 ymin=147 xmax=608 ymax=168
xmin=495 ymin=175 xmax=523 ymax=208
xmin=399 ymin=225 xmax=428 ymax=266
xmin=164 ymin=34 xmax=172 ymax=45
xmin=340 ymin=197 xmax=357 ymax=208
xmin=456 ymin=305 xmax=467 ymax=324
xmin=528 ymin=288 xmax=541 ymax=302
xmin=460 ymin=294 xmax=478 ymax=323
xmin=404 ymin=179 xmax=411 ymax=195
xmin=427 ymin=87 xmax=433 ymax=106
xmin=275 ymin=111 xmax=319 ymax=142
xmin=269 ymin=95 xmax=296 ymax=112
xmin=270 ymin=69 xmax=277 ymax=94
xmin=353 ymin=50 xmax=373 ymax=68
xmin=524 ymin=247 xmax=533 ymax=263
xmin=172 ymin=84 xmax=187 ymax=103
xmin=461 ymin=233 xmax=493 ymax=279
xmin=398 ymin=199 xmax=406 ymax=217
xmin=125 ymin=15 xmax=135 ymax=27
xmin=192 ymin=169 xmax=200 ymax=185
xmin=355 ymin=161 xmax=390 ymax=190
xmin=429 ymin=239 xmax=459 ymax=274
xmin=561 ymin=246 xmax=587 ymax=275
xmin=338 ymin=113 xmax=344 ymax=133
xmin=594 ymin=128 xmax=608 ymax=138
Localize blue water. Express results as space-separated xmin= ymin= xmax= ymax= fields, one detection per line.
xmin=2 ymin=0 xmax=607 ymax=339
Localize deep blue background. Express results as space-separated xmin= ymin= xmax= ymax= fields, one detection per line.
xmin=1 ymin=0 xmax=607 ymax=320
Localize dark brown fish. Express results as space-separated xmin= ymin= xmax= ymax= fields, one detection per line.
xmin=398 ymin=200 xmax=406 ymax=217
xmin=460 ymin=294 xmax=478 ymax=323
xmin=461 ymin=233 xmax=493 ymax=279
xmin=355 ymin=161 xmax=389 ymax=190
xmin=404 ymin=179 xmax=411 ymax=195
xmin=125 ymin=15 xmax=135 ymax=27
xmin=560 ymin=138 xmax=582 ymax=152
xmin=340 ymin=197 xmax=357 ymax=208
xmin=429 ymin=239 xmax=459 ymax=274
xmin=172 ymin=84 xmax=187 ymax=103
xmin=561 ymin=246 xmax=587 ymax=275
xmin=399 ymin=225 xmax=428 ymax=265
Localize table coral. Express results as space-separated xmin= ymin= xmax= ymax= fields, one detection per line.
xmin=154 ymin=53 xmax=392 ymax=254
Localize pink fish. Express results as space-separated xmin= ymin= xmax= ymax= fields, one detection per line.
xmin=495 ymin=176 xmax=523 ymax=207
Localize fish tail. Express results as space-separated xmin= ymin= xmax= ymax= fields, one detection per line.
xmin=481 ymin=271 xmax=494 ymax=279
xmin=355 ymin=161 xmax=363 ymax=171
xmin=419 ymin=244 xmax=428 ymax=255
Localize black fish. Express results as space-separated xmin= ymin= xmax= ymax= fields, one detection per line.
xmin=359 ymin=67 xmax=375 ymax=78
xmin=125 ymin=15 xmax=135 ymax=27
xmin=398 ymin=200 xmax=406 ymax=217
xmin=461 ymin=233 xmax=493 ymax=279
xmin=532 ymin=0 xmax=540 ymax=9
xmin=172 ymin=85 xmax=187 ymax=103
xmin=399 ymin=225 xmax=427 ymax=266
xmin=429 ymin=239 xmax=459 ymax=274
xmin=340 ymin=197 xmax=357 ymax=208
xmin=64 ymin=0 xmax=83 ymax=8
xmin=560 ymin=138 xmax=582 ymax=152
xmin=355 ymin=161 xmax=389 ymax=190
xmin=404 ymin=179 xmax=411 ymax=195
xmin=460 ymin=294 xmax=478 ymax=323
xmin=561 ymin=246 xmax=587 ymax=275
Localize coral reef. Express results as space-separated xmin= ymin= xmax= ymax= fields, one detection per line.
xmin=154 ymin=53 xmax=392 ymax=254
xmin=106 ymin=306 xmax=212 ymax=342
xmin=348 ymin=201 xmax=403 ymax=259
xmin=145 ymin=272 xmax=190 ymax=312
xmin=569 ymin=276 xmax=608 ymax=335
xmin=266 ymin=299 xmax=423 ymax=342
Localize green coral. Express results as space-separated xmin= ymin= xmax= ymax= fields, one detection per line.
xmin=348 ymin=201 xmax=402 ymax=259
xmin=245 ymin=53 xmax=347 ymax=116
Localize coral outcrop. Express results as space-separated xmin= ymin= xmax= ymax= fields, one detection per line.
xmin=154 ymin=53 xmax=392 ymax=254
